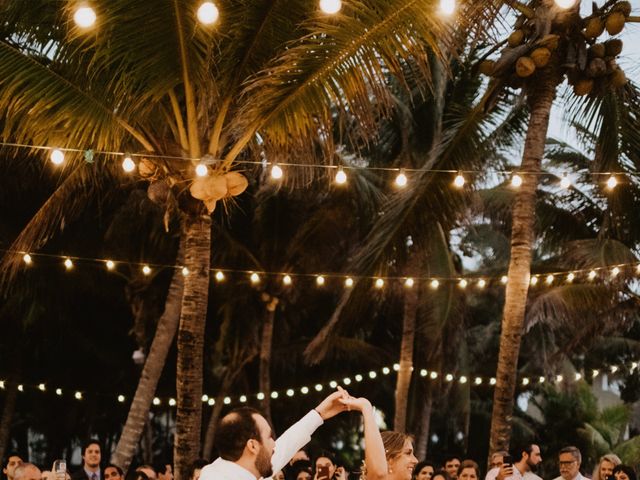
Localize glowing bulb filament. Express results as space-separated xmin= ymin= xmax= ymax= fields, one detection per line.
xmin=271 ymin=164 xmax=283 ymax=180
xmin=454 ymin=173 xmax=465 ymax=188
xmin=511 ymin=174 xmax=523 ymax=188
xmin=320 ymin=0 xmax=342 ymax=14
xmin=395 ymin=170 xmax=408 ymax=188
xmin=197 ymin=2 xmax=220 ymax=24
xmin=335 ymin=168 xmax=347 ymax=185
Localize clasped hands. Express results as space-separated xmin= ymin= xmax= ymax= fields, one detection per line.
xmin=314 ymin=385 xmax=373 ymax=420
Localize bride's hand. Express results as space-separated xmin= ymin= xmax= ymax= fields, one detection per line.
xmin=341 ymin=395 xmax=373 ymax=413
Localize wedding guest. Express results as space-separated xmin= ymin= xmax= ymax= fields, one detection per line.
xmin=592 ymin=455 xmax=621 ymax=480
xmin=71 ymin=441 xmax=102 ymax=480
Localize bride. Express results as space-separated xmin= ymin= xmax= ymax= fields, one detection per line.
xmin=342 ymin=394 xmax=419 ymax=480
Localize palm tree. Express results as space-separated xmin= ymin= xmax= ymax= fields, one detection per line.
xmin=476 ymin=0 xmax=640 ymax=453
xmin=0 ymin=1 xmax=475 ymax=475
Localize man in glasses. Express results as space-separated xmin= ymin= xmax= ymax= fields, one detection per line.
xmin=555 ymin=446 xmax=586 ymax=480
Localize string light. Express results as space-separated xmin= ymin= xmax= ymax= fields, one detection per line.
xmin=588 ymin=270 xmax=597 ymax=280
xmin=169 ymin=398 xmax=176 ymax=406
xmin=430 ymin=279 xmax=440 ymax=289
xmin=545 ymin=274 xmax=554 ymax=285
xmin=369 ymin=371 xmax=377 ymax=379
xmin=592 ymin=369 xmax=599 ymax=377
xmin=215 ymin=270 xmax=225 ymax=282
xmin=404 ymin=278 xmax=414 ymax=288
xmin=439 ymin=0 xmax=456 ymax=15
xmin=122 ymin=156 xmax=136 ymax=173
xmin=182 ymin=267 xmax=190 ymax=276
xmin=575 ymin=373 xmax=582 ymax=381
xmin=153 ymin=397 xmax=161 ymax=405
xmin=606 ymin=175 xmax=618 ymax=190
xmin=375 ymin=278 xmax=384 ymax=289
xmin=459 ymin=376 xmax=468 ymax=384
xmin=195 ymin=163 xmax=208 ymax=177
xmin=395 ymin=170 xmax=408 ymax=188
xmin=475 ymin=377 xmax=482 ymax=385
xmin=345 ymin=277 xmax=354 ymax=288
xmin=445 ymin=373 xmax=454 ymax=382
xmin=335 ymin=167 xmax=347 ymax=185
xmin=197 ymin=1 xmax=219 ymax=25
xmin=18 ymin=385 xmax=23 ymax=392
xmin=556 ymin=375 xmax=564 ymax=383
xmin=270 ymin=164 xmax=284 ymax=180
xmin=75 ymin=391 xmax=83 ymax=400
xmin=511 ymin=173 xmax=523 ymax=188
xmin=459 ymin=279 xmax=468 ymax=289
xmin=73 ymin=6 xmax=97 ymax=28
xmin=319 ymin=0 xmax=342 ymax=14
xmin=50 ymin=149 xmax=65 ymax=165
xmin=530 ymin=276 xmax=538 ymax=286
xmin=239 ymin=395 xmax=247 ymax=402
xmin=490 ymin=378 xmax=497 ymax=385
xmin=23 ymin=253 xmax=32 ymax=265
xmin=539 ymin=376 xmax=546 ymax=384
xmin=250 ymin=272 xmax=260 ymax=284
xmin=64 ymin=258 xmax=73 ymax=270
xmin=611 ymin=267 xmax=620 ymax=277
xmin=118 ymin=395 xmax=125 ymax=402
xmin=355 ymin=374 xmax=363 ymax=382
xmin=430 ymin=371 xmax=438 ymax=379
xmin=316 ymin=275 xmax=325 ymax=286
xmin=283 ymin=274 xmax=292 ymax=286
xmin=453 ymin=172 xmax=465 ymax=188
xmin=38 ymin=383 xmax=46 ymax=391
xmin=271 ymin=391 xmax=278 ymax=399
xmin=560 ymin=175 xmax=571 ymax=189
xmin=343 ymin=377 xmax=352 ymax=384
xmin=477 ymin=279 xmax=486 ymax=289
xmin=142 ymin=265 xmax=152 ymax=275
xmin=500 ymin=275 xmax=508 ymax=284
xmin=300 ymin=386 xmax=309 ymax=394
xmin=522 ymin=378 xmax=530 ymax=386
xmin=382 ymin=367 xmax=391 ymax=375
xmin=567 ymin=272 xmax=575 ymax=283
xmin=56 ymin=388 xmax=62 ymax=396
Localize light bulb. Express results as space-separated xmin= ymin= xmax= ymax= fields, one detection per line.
xmin=207 ymin=398 xmax=215 ymax=406
xmin=375 ymin=278 xmax=384 ymax=289
xmin=345 ymin=277 xmax=354 ymax=288
xmin=239 ymin=395 xmax=247 ymax=402
xmin=195 ymin=163 xmax=208 ymax=177
xmin=554 ymin=0 xmax=576 ymax=8
xmin=382 ymin=367 xmax=390 ymax=375
xmin=459 ymin=376 xmax=468 ymax=384
xmin=477 ymin=279 xmax=486 ymax=288
xmin=546 ymin=274 xmax=554 ymax=284
xmin=500 ymin=275 xmax=508 ymax=284
xmin=490 ymin=377 xmax=497 ymax=385
xmin=445 ymin=373 xmax=454 ymax=382
xmin=23 ymin=253 xmax=32 ymax=265
xmin=335 ymin=168 xmax=347 ymax=185
xmin=38 ymin=383 xmax=46 ymax=391
xmin=169 ymin=398 xmax=176 ymax=406
xmin=250 ymin=272 xmax=260 ymax=284
xmin=343 ymin=377 xmax=352 ymax=385
xmin=286 ymin=389 xmax=295 ymax=397
xmin=511 ymin=174 xmax=523 ymax=188
xmin=560 ymin=175 xmax=571 ymax=189
xmin=475 ymin=377 xmax=482 ymax=385
xmin=459 ymin=279 xmax=468 ymax=289
xmin=271 ymin=164 xmax=283 ymax=180
xmin=611 ymin=266 xmax=620 ymax=277
xmin=430 ymin=371 xmax=438 ymax=379
xmin=201 ymin=394 xmax=209 ymax=402
xmin=118 ymin=395 xmax=125 ymax=402
xmin=215 ymin=270 xmax=225 ymax=282
xmin=567 ymin=272 xmax=575 ymax=282
xmin=153 ymin=397 xmax=161 ymax=405
xmin=50 ymin=149 xmax=65 ymax=165
xmin=182 ymin=267 xmax=190 ymax=276
xmin=64 ymin=258 xmax=73 ymax=270
xmin=395 ymin=170 xmax=408 ymax=188
xmin=315 ymin=384 xmax=323 ymax=391
xmin=440 ymin=0 xmax=456 ymax=15
xmin=74 ymin=6 xmax=96 ymax=28
xmin=530 ymin=276 xmax=538 ymax=286
xmin=539 ymin=376 xmax=546 ymax=384
xmin=142 ymin=265 xmax=152 ymax=275
xmin=522 ymin=378 xmax=530 ymax=385
xmin=224 ymin=397 xmax=231 ymax=404
xmin=430 ymin=279 xmax=440 ymax=289
xmin=369 ymin=371 xmax=377 ymax=379
xmin=197 ymin=2 xmax=219 ymax=25
xmin=122 ymin=156 xmax=136 ymax=173
xmin=575 ymin=373 xmax=582 ymax=381
xmin=454 ymin=173 xmax=465 ymax=188
xmin=607 ymin=175 xmax=618 ymax=190
xmin=105 ymin=260 xmax=115 ymax=270
xmin=316 ymin=275 xmax=325 ymax=286
xmin=404 ymin=278 xmax=414 ymax=288
xmin=320 ymin=0 xmax=342 ymax=14
xmin=556 ymin=375 xmax=564 ymax=383
xmin=283 ymin=274 xmax=292 ymax=286
xmin=300 ymin=386 xmax=309 ymax=394
xmin=588 ymin=270 xmax=597 ymax=280
xmin=257 ymin=392 xmax=265 ymax=400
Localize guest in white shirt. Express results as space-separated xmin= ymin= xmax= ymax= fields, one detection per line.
xmin=553 ymin=446 xmax=586 ymax=480
xmin=488 ymin=444 xmax=542 ymax=480
xmin=199 ymin=389 xmax=350 ymax=480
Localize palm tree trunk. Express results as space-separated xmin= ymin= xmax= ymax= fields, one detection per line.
xmin=0 ymin=375 xmax=19 ymax=464
xmin=174 ymin=214 xmax=212 ymax=480
xmin=394 ymin=278 xmax=419 ymax=432
xmin=259 ymin=295 xmax=278 ymax=424
xmin=111 ymin=235 xmax=185 ymax=472
xmin=488 ymin=70 xmax=559 ymax=454
xmin=414 ymin=380 xmax=434 ymax=460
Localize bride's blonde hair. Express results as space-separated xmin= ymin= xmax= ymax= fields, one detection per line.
xmin=360 ymin=431 xmax=414 ymax=479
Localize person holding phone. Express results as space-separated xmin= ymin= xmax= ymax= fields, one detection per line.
xmin=488 ymin=444 xmax=542 ymax=480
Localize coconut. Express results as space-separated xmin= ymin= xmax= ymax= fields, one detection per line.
xmin=613 ymin=1 xmax=632 ymax=17
xmin=530 ymin=48 xmax=551 ymax=68
xmin=138 ymin=158 xmax=156 ymax=178
xmin=606 ymin=12 xmax=626 ymax=35
xmin=225 ymin=172 xmax=249 ymax=197
xmin=508 ymin=30 xmax=525 ymax=47
xmin=574 ymin=78 xmax=594 ymax=96
xmin=587 ymin=58 xmax=607 ymax=77
xmin=540 ymin=34 xmax=560 ymax=51
xmin=478 ymin=60 xmax=496 ymax=76
xmin=589 ymin=43 xmax=606 ymax=58
xmin=516 ymin=56 xmax=536 ymax=78
xmin=611 ymin=70 xmax=627 ymax=88
xmin=148 ymin=180 xmax=170 ymax=205
xmin=190 ymin=175 xmax=228 ymax=202
xmin=604 ymin=39 xmax=623 ymax=57
xmin=584 ymin=17 xmax=605 ymax=38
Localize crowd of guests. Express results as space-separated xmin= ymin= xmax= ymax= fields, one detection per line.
xmin=2 ymin=388 xmax=638 ymax=480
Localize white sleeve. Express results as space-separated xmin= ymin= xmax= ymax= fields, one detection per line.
xmin=269 ymin=410 xmax=323 ymax=475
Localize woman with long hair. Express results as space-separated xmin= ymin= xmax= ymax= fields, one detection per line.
xmin=345 ymin=395 xmax=418 ymax=480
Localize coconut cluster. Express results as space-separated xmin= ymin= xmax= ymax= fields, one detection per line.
xmin=477 ymin=0 xmax=632 ymax=96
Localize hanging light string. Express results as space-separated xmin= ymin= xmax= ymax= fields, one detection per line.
xmin=6 ymin=249 xmax=640 ymax=289
xmin=1 ymin=359 xmax=636 ymax=408
xmin=0 ymin=141 xmax=633 ymax=189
